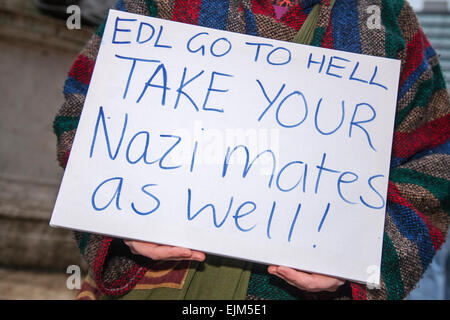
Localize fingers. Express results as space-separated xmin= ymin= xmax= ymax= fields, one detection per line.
xmin=268 ymin=266 xmax=345 ymax=292
xmin=124 ymin=240 xmax=343 ymax=292
xmin=123 ymin=240 xmax=206 ymax=262
xmin=143 ymin=243 xmax=190 ymax=260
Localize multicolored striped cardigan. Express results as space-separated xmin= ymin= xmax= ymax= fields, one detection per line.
xmin=53 ymin=0 xmax=450 ymax=300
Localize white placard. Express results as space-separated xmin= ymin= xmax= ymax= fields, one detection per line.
xmin=51 ymin=9 xmax=401 ymax=285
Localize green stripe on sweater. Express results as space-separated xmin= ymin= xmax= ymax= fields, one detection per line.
xmin=53 ymin=116 xmax=80 ymax=137
xmin=145 ymin=0 xmax=158 ymax=17
xmin=95 ymin=20 xmax=106 ymax=37
xmin=79 ymin=233 xmax=91 ymax=256
xmin=311 ymin=26 xmax=326 ymax=47
xmin=382 ymin=0 xmax=405 ymax=59
xmin=390 ymin=167 xmax=450 ymax=214
xmin=381 ymin=233 xmax=405 ymax=300
xmin=247 ymin=265 xmax=299 ymax=300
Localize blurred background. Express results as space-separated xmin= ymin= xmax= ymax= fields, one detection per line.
xmin=0 ymin=0 xmax=448 ymax=300
xmin=0 ymin=0 xmax=115 ymax=299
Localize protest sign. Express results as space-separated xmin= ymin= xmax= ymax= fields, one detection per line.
xmin=50 ymin=9 xmax=401 ymax=285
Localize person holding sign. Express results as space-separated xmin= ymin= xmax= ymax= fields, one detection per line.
xmin=54 ymin=0 xmax=449 ymax=300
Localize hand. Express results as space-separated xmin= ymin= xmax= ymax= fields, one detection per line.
xmin=123 ymin=240 xmax=206 ymax=262
xmin=268 ymin=265 xmax=345 ymax=292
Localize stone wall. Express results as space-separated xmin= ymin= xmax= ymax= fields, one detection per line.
xmin=0 ymin=0 xmax=93 ymax=271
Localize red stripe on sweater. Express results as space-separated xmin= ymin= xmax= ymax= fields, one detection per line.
xmin=172 ymin=0 xmax=202 ymax=25
xmin=280 ymin=5 xmax=308 ymax=31
xmin=92 ymin=236 xmax=113 ymax=294
xmin=68 ymin=54 xmax=95 ymax=85
xmin=320 ymin=18 xmax=334 ymax=49
xmin=399 ymin=30 xmax=425 ymax=87
xmin=62 ymin=150 xmax=71 ymax=169
xmin=388 ymin=182 xmax=445 ymax=250
xmin=251 ymin=0 xmax=274 ymax=16
xmin=92 ymin=236 xmax=151 ymax=296
xmin=350 ymin=282 xmax=367 ymax=300
xmin=392 ymin=114 xmax=450 ymax=159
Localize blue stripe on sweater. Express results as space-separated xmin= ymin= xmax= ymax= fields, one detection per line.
xmin=387 ymin=203 xmax=435 ymax=270
xmin=299 ymin=0 xmax=321 ymax=9
xmin=331 ymin=0 xmax=361 ymax=54
xmin=198 ymin=0 xmax=230 ymax=30
xmin=115 ymin=0 xmax=127 ymax=11
xmin=243 ymin=7 xmax=258 ymax=36
xmin=391 ymin=156 xmax=405 ymax=168
xmin=411 ymin=139 xmax=450 ymax=158
xmin=63 ymin=77 xmax=88 ymax=96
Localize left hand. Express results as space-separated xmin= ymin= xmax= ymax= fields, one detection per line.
xmin=268 ymin=265 xmax=345 ymax=292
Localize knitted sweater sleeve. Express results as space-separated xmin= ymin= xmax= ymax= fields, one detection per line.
xmin=349 ymin=0 xmax=449 ymax=300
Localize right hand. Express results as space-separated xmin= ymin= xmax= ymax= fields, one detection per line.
xmin=123 ymin=240 xmax=206 ymax=262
